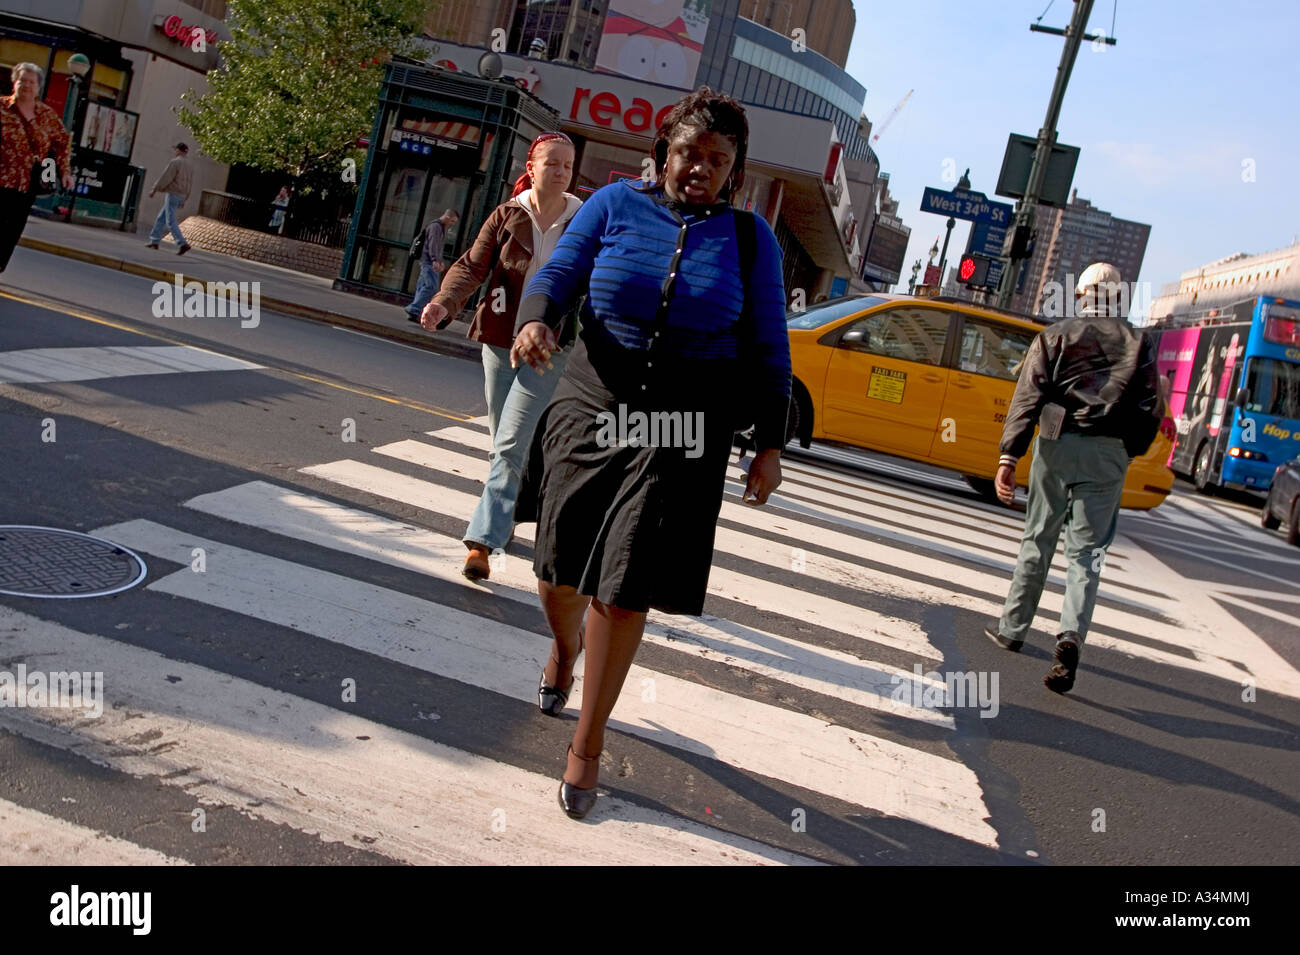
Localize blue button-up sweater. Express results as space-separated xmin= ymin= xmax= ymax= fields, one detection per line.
xmin=515 ymin=179 xmax=792 ymax=449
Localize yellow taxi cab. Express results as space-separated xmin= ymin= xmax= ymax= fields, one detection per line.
xmin=782 ymin=293 xmax=1174 ymax=509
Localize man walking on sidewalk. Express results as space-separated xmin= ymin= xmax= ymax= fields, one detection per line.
xmin=405 ymin=208 xmax=457 ymax=322
xmin=146 ymin=142 xmax=193 ymax=254
xmin=985 ymin=262 xmax=1163 ymax=693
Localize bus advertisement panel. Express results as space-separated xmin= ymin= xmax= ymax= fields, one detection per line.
xmin=1155 ymin=296 xmax=1300 ymax=492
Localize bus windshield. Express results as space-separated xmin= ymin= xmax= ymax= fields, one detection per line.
xmin=1244 ymin=357 xmax=1300 ymax=418
xmin=787 ymin=295 xmax=890 ymax=330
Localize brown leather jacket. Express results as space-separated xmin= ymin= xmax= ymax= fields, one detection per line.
xmin=432 ymin=197 xmax=576 ymax=349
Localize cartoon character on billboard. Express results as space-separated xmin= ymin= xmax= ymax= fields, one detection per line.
xmin=596 ymin=0 xmax=712 ymax=90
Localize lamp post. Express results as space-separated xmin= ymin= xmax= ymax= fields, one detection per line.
xmin=62 ymin=54 xmax=90 ymax=131
xmin=936 ymin=167 xmax=970 ymax=292
xmin=908 ymin=258 xmax=922 ymax=295
xmin=62 ymin=53 xmax=91 ymax=221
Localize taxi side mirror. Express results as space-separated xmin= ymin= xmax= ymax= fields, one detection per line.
xmin=840 ymin=327 xmax=865 ymax=346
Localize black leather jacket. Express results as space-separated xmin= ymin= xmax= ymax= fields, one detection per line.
xmin=1000 ymin=309 xmax=1162 ymax=460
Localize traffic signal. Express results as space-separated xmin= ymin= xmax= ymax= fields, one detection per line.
xmin=1001 ymin=223 xmax=1033 ymax=258
xmin=958 ymin=253 xmax=992 ymax=287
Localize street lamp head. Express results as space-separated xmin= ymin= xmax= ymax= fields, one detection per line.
xmin=476 ymin=51 xmax=503 ymax=79
xmin=67 ymin=53 xmax=91 ymax=78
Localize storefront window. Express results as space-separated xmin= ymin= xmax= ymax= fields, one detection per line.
xmin=90 ymin=63 xmax=127 ymax=106
xmin=0 ymin=39 xmax=52 ymax=95
xmin=572 ymin=140 xmax=652 ymax=197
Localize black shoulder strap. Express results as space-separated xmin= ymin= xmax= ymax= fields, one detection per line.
xmin=734 ymin=208 xmax=756 ymax=288
xmin=733 ymin=208 xmax=757 ymax=331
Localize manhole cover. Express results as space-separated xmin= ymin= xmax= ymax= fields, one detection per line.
xmin=0 ymin=526 xmax=147 ymax=599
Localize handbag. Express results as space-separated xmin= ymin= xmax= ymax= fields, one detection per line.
xmin=16 ymin=110 xmax=58 ymax=195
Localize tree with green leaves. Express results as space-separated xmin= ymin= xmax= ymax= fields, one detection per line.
xmin=179 ymin=0 xmax=432 ymax=186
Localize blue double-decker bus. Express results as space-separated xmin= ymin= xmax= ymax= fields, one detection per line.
xmin=1154 ymin=295 xmax=1300 ymax=493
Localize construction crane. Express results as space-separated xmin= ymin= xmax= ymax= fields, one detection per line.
xmin=871 ymin=89 xmax=913 ymax=143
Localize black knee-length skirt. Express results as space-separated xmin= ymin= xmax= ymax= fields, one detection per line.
xmin=515 ymin=331 xmax=742 ymax=616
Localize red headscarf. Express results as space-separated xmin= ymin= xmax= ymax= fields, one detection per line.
xmin=511 ymin=131 xmax=575 ymax=198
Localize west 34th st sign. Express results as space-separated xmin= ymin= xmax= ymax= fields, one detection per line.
xmin=920 ymin=187 xmax=1013 ymax=226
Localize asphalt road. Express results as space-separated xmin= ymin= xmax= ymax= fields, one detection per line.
xmin=1 ymin=248 xmax=1296 ymax=867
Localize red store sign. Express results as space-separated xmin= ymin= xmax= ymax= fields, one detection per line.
xmin=155 ymin=14 xmax=218 ymax=48
xmin=569 ymin=88 xmax=675 ymax=136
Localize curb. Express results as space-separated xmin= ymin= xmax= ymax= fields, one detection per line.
xmin=17 ymin=236 xmax=481 ymax=363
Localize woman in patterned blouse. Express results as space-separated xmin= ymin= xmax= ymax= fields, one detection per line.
xmin=1 ymin=62 xmax=76 ymax=272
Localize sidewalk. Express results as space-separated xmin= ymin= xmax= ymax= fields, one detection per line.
xmin=16 ymin=218 xmax=480 ymax=362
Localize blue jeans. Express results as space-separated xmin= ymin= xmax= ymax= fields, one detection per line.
xmin=405 ymin=262 xmax=440 ymax=317
xmin=998 ymin=432 xmax=1130 ymax=645
xmin=150 ymin=193 xmax=186 ymax=245
xmin=465 ymin=342 xmax=569 ymax=550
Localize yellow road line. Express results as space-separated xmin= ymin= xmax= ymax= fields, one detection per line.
xmin=0 ymin=287 xmax=470 ymax=421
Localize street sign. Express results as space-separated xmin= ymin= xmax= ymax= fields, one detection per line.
xmin=920 ymin=187 xmax=1013 ymax=226
xmin=967 ymin=220 xmax=1004 ymax=258
xmin=923 ymin=264 xmax=940 ymax=286
xmin=996 ymin=133 xmax=1080 ymax=207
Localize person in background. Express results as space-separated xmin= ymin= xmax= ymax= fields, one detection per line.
xmin=985 ymin=262 xmax=1163 ymax=693
xmin=510 ymin=87 xmax=790 ymax=819
xmin=146 ymin=142 xmax=194 ymax=254
xmin=405 ymin=208 xmax=458 ymax=323
xmin=0 ymin=62 xmax=75 ymax=273
xmin=268 ymin=185 xmax=291 ymax=231
xmin=420 ymin=134 xmax=581 ymax=581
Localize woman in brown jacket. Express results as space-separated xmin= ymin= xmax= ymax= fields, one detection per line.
xmin=419 ymin=132 xmax=582 ymax=596
xmin=0 ymin=62 xmax=76 ymax=272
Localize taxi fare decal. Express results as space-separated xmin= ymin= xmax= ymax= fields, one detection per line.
xmin=867 ymin=366 xmax=906 ymax=403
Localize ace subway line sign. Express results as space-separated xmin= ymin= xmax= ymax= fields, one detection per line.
xmin=920 ymin=188 xmax=1013 ymax=227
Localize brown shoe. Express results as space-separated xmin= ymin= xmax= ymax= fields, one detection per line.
xmin=463 ymin=546 xmax=491 ymax=581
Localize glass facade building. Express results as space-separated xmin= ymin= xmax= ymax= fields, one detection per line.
xmin=696 ymin=9 xmax=871 ymax=162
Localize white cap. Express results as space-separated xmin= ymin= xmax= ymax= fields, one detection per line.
xmin=1076 ymin=262 xmax=1122 ymax=294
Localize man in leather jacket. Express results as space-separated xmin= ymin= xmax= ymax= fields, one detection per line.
xmin=985 ymin=262 xmax=1163 ymax=693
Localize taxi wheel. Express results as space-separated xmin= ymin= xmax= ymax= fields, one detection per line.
xmin=1288 ymin=498 xmax=1300 ymax=547
xmin=1261 ymin=488 xmax=1281 ymax=530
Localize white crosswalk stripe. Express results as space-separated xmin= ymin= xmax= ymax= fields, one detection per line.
xmin=8 ymin=420 xmax=1299 ymax=864
xmin=88 ymin=520 xmax=995 ymax=846
xmin=0 ymin=605 xmax=817 ymax=865
xmin=0 ymin=798 xmax=190 ymax=865
xmin=0 ymin=345 xmax=261 ymax=384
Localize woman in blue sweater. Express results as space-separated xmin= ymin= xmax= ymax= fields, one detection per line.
xmin=510 ymin=87 xmax=791 ymax=819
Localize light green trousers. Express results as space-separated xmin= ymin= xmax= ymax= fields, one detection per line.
xmin=998 ymin=432 xmax=1130 ymax=644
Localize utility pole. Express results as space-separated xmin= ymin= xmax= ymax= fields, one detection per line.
xmin=995 ymin=0 xmax=1112 ymax=310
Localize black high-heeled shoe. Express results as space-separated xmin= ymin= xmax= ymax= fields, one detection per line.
xmin=537 ymin=627 xmax=584 ymax=717
xmin=558 ymin=744 xmax=599 ymax=819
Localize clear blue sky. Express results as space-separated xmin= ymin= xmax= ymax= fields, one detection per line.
xmin=845 ymin=0 xmax=1299 ymax=306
